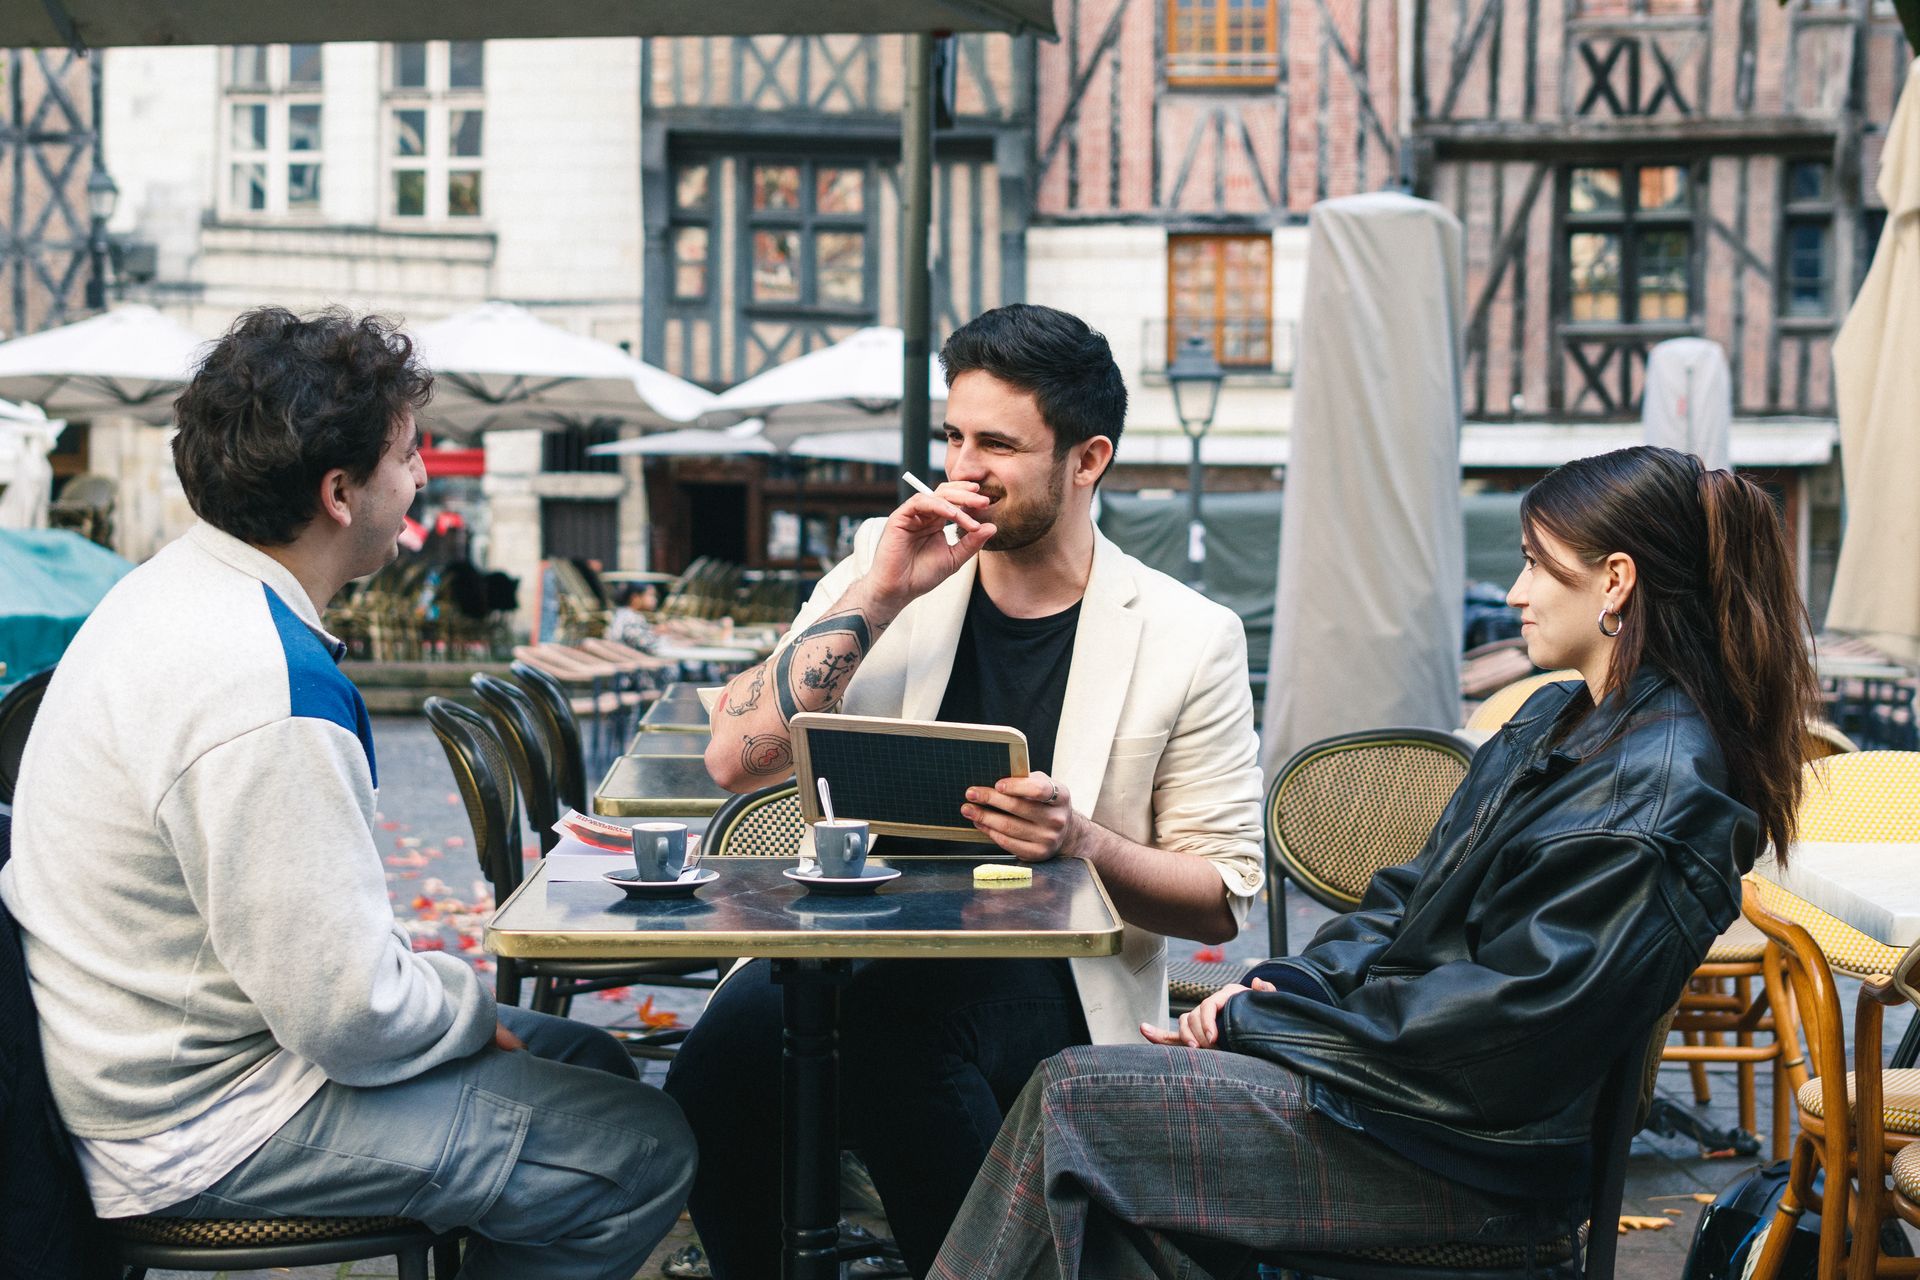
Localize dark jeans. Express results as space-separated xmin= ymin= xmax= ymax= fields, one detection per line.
xmin=664 ymin=956 xmax=1089 ymax=1280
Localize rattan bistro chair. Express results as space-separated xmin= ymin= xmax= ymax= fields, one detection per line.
xmin=510 ymin=660 xmax=589 ymax=814
xmin=1840 ymin=939 xmax=1920 ymax=1280
xmin=705 ymin=780 xmax=805 ymax=858
xmin=1168 ymin=729 xmax=1472 ymax=1011
xmin=472 ymin=674 xmax=563 ymax=855
xmin=111 ymin=1215 xmax=461 ymax=1280
xmin=0 ymin=666 xmax=55 ymax=806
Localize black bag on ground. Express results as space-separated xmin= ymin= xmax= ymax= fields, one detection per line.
xmin=1683 ymin=1159 xmax=1913 ymax=1280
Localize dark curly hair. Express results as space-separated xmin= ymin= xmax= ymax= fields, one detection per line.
xmin=939 ymin=304 xmax=1127 ymax=463
xmin=172 ymin=307 xmax=433 ymax=546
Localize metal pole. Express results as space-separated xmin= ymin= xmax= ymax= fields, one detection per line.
xmin=899 ymin=32 xmax=934 ymax=498
xmin=1186 ymin=431 xmax=1206 ymax=591
xmin=85 ymin=53 xmax=108 ymax=312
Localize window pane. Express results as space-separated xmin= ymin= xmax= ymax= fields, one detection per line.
xmin=393 ymin=43 xmax=428 ymax=89
xmin=1168 ymin=237 xmax=1220 ymax=320
xmin=287 ymin=163 xmax=321 ymax=210
xmin=231 ymin=103 xmax=267 ymax=152
xmin=233 ymin=162 xmax=268 ymax=212
xmin=817 ymin=231 xmax=865 ymax=305
xmin=753 ymin=165 xmax=801 ymax=211
xmin=1568 ymin=232 xmax=1622 ymax=321
xmin=287 ymin=44 xmax=323 ymax=86
xmin=816 ymin=167 xmax=864 ymax=214
xmin=1635 ymin=229 xmax=1689 ymax=321
xmin=449 ymin=42 xmax=485 ymax=88
xmin=1637 ymin=165 xmax=1688 ymax=212
xmin=1788 ymin=160 xmax=1831 ymax=203
xmin=673 ymin=226 xmax=709 ymax=299
xmin=229 ymin=46 xmax=268 ymax=88
xmin=288 ymin=104 xmax=322 ymax=152
xmin=450 ymin=110 xmax=483 ymax=158
xmin=1568 ymin=168 xmax=1622 ymax=215
xmin=1785 ymin=221 xmax=1831 ymax=316
xmin=393 ymin=109 xmax=427 ymax=157
xmin=675 ymin=164 xmax=710 ymax=211
xmin=448 ymin=171 xmax=482 ymax=217
xmin=752 ymin=230 xmax=801 ymax=302
xmin=394 ymin=169 xmax=426 ymax=217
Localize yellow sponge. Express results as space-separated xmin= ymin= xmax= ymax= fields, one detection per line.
xmin=973 ymin=863 xmax=1033 ymax=885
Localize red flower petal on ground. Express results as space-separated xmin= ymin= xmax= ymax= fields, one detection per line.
xmin=635 ymin=995 xmax=680 ymax=1029
xmin=410 ymin=936 xmax=445 ymax=951
xmin=380 ymin=821 xmax=400 ymax=831
xmin=457 ymin=936 xmax=481 ymax=951
xmin=1192 ymin=946 xmax=1226 ymax=963
xmin=595 ymin=987 xmax=633 ymax=1002
xmin=410 ymin=895 xmax=434 ymax=910
xmin=446 ymin=837 xmax=467 ymax=848
xmin=446 ymin=792 xmax=461 ymax=805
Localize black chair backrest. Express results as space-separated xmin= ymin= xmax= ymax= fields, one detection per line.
xmin=509 ymin=660 xmax=587 ymax=814
xmin=0 ymin=668 xmax=55 ymax=807
xmin=472 ymin=674 xmax=561 ymax=855
xmin=705 ymin=781 xmax=804 ymax=858
xmin=424 ymin=697 xmax=524 ymax=900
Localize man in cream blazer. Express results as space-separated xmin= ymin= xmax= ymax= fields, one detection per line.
xmin=669 ymin=305 xmax=1264 ymax=1280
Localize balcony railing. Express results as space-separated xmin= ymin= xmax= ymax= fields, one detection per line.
xmin=1141 ymin=317 xmax=1296 ymax=383
xmin=1166 ymin=49 xmax=1282 ymax=85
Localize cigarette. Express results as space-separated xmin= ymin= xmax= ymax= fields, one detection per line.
xmin=902 ymin=471 xmax=960 ymax=546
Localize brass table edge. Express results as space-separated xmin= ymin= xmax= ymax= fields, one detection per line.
xmin=484 ymin=927 xmax=1124 ymax=960
xmin=593 ymin=796 xmax=726 ymax=817
xmin=638 ymin=721 xmax=713 ymax=733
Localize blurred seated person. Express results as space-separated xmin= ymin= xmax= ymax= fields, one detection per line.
xmin=610 ymin=583 xmax=660 ymax=651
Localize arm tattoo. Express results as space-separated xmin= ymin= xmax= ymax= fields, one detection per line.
xmin=774 ymin=609 xmax=877 ymax=723
xmin=741 ymin=735 xmax=794 ymax=776
xmin=724 ymin=664 xmax=765 ymax=717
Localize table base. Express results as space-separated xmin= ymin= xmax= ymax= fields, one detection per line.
xmin=775 ymin=958 xmax=850 ymax=1280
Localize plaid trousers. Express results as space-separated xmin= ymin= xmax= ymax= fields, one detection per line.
xmin=931 ymin=1044 xmax=1551 ymax=1280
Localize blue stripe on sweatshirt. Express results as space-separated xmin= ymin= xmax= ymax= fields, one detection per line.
xmin=263 ymin=585 xmax=378 ymax=789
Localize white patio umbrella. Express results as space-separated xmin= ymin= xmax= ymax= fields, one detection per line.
xmin=701 ymin=326 xmax=948 ymax=444
xmin=411 ymin=302 xmax=716 ymax=435
xmin=1826 ymin=57 xmax=1920 ymax=665
xmin=0 ymin=399 xmax=64 ymax=529
xmin=0 ymin=304 xmax=205 ymax=422
xmin=590 ymin=420 xmax=922 ymax=465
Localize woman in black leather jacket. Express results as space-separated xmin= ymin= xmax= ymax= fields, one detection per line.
xmin=931 ymin=447 xmax=1819 ymax=1280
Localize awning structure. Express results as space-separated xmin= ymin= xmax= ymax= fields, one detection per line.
xmin=5 ymin=0 xmax=1058 ymax=48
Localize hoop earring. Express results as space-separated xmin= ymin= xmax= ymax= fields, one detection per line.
xmin=1597 ymin=607 xmax=1623 ymax=638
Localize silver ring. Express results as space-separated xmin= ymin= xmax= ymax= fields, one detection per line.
xmin=1047 ymin=782 xmax=1059 ymax=805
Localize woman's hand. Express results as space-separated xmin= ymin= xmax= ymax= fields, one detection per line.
xmin=1139 ymin=977 xmax=1276 ymax=1049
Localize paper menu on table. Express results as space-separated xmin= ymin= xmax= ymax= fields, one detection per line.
xmin=544 ymin=831 xmax=702 ymax=882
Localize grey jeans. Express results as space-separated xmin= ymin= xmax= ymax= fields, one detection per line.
xmin=153 ymin=1005 xmax=695 ymax=1280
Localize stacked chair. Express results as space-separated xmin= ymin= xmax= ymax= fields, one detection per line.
xmin=1743 ymin=751 xmax=1920 ymax=1280
xmin=1169 ymin=727 xmax=1473 ymax=1011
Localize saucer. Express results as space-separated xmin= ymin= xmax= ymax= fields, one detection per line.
xmin=604 ymin=866 xmax=717 ymax=898
xmin=782 ymin=863 xmax=902 ymax=895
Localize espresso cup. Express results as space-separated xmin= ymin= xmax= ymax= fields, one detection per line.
xmin=811 ymin=819 xmax=870 ymax=879
xmin=630 ymin=821 xmax=690 ymax=881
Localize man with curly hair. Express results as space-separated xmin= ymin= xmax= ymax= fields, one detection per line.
xmin=0 ymin=307 xmax=694 ymax=1277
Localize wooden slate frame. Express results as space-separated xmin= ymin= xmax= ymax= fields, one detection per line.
xmin=790 ymin=711 xmax=1029 ymax=843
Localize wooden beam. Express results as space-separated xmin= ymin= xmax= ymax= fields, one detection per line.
xmin=1034 ymin=0 xmax=1130 ymax=193
xmin=1464 ymin=162 xmax=1550 ymax=343
xmin=1310 ymin=0 xmax=1397 ymax=156
xmin=1437 ymin=0 xmax=1500 ymax=120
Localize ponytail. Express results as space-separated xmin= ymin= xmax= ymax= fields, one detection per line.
xmin=1523 ymin=447 xmax=1819 ymax=867
xmin=1695 ymin=469 xmax=1819 ymax=864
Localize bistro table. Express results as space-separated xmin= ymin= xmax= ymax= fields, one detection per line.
xmin=593 ymin=754 xmax=731 ymax=817
xmin=657 ymin=681 xmax=710 ymax=704
xmin=486 ymin=856 xmax=1123 ymax=1280
xmin=621 ymin=728 xmax=712 ymax=758
xmin=638 ymin=695 xmax=713 ymax=734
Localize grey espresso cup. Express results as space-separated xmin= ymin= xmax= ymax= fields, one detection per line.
xmin=630 ymin=821 xmax=690 ymax=881
xmin=811 ymin=819 xmax=870 ymax=878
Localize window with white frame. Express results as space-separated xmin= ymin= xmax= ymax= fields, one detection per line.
xmin=222 ymin=44 xmax=324 ymax=217
xmin=385 ymin=41 xmax=486 ymax=221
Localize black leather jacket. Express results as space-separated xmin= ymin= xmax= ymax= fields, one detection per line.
xmin=1219 ymin=667 xmax=1753 ymax=1195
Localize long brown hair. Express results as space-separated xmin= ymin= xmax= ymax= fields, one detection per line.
xmin=1521 ymin=446 xmax=1817 ymax=863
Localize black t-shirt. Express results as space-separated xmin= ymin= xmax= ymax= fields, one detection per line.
xmin=935 ymin=576 xmax=1082 ymax=776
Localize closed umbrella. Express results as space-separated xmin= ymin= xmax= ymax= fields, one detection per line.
xmin=701 ymin=326 xmax=947 ymax=445
xmin=411 ymin=302 xmax=716 ymax=435
xmin=0 ymin=400 xmax=63 ymax=530
xmin=0 ymin=304 xmax=204 ymax=422
xmin=1827 ymin=58 xmax=1920 ymax=665
xmin=1640 ymin=337 xmax=1732 ymax=471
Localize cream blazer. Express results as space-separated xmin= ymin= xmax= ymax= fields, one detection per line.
xmin=777 ymin=517 xmax=1266 ymax=1043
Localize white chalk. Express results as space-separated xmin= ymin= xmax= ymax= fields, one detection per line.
xmin=902 ymin=471 xmax=960 ymax=546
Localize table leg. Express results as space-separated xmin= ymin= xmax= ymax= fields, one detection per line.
xmin=773 ymin=957 xmax=851 ymax=1280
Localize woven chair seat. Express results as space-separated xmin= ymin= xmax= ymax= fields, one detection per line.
xmin=107 ymin=1215 xmax=430 ymax=1246
xmin=1167 ymin=957 xmax=1258 ymax=1005
xmin=1747 ymin=876 xmax=1905 ymax=977
xmin=1892 ymin=1138 xmax=1920 ymax=1202
xmin=711 ymin=789 xmax=806 ymax=858
xmin=1704 ymin=914 xmax=1768 ymax=963
xmin=1346 ymin=1232 xmax=1578 ymax=1268
xmin=1796 ymin=1069 xmax=1920 ymax=1132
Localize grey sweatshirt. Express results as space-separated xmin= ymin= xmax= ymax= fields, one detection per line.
xmin=0 ymin=522 xmax=495 ymax=1140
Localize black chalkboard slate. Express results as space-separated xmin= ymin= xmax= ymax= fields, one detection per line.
xmin=790 ymin=712 xmax=1029 ymax=842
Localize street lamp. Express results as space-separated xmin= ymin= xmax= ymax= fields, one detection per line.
xmin=85 ymin=167 xmax=119 ymax=312
xmin=1166 ymin=332 xmax=1223 ymax=591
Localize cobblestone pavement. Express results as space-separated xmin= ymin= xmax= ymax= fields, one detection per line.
xmin=142 ymin=715 xmax=1915 ymax=1280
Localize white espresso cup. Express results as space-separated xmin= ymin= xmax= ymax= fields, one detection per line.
xmin=630 ymin=820 xmax=690 ymax=881
xmin=810 ymin=819 xmax=870 ymax=878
